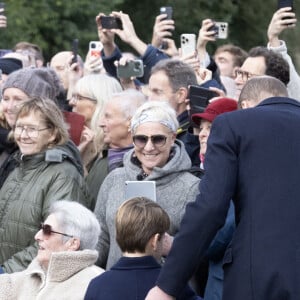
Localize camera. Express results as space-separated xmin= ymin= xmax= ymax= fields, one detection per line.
xmin=210 ymin=22 xmax=228 ymax=39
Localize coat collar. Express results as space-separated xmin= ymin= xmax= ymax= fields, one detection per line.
xmin=111 ymin=256 xmax=161 ymax=271
xmin=258 ymin=96 xmax=300 ymax=108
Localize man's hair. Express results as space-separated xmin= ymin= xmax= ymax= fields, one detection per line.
xmin=13 ymin=41 xmax=44 ymax=62
xmin=150 ymin=58 xmax=197 ymax=92
xmin=214 ymin=44 xmax=248 ymax=67
xmin=116 ymin=197 xmax=170 ymax=253
xmin=238 ymin=75 xmax=288 ymax=107
xmin=248 ymin=46 xmax=290 ymax=85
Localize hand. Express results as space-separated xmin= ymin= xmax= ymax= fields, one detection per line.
xmin=84 ymin=51 xmax=103 ymax=75
xmin=145 ymin=286 xmax=175 ymax=300
xmin=114 ymin=57 xmax=137 ymax=90
xmin=95 ymin=13 xmax=116 ymax=56
xmin=208 ymin=87 xmax=226 ymax=102
xmin=195 ymin=67 xmax=212 ymax=85
xmin=161 ymin=38 xmax=178 ymax=57
xmin=151 ymin=14 xmax=175 ymax=48
xmin=178 ymin=49 xmax=200 ymax=72
xmin=0 ymin=14 xmax=6 ymax=28
xmin=197 ymin=18 xmax=216 ymax=51
xmin=267 ymin=7 xmax=297 ymax=47
xmin=78 ymin=126 xmax=95 ymax=154
xmin=110 ymin=11 xmax=147 ymax=56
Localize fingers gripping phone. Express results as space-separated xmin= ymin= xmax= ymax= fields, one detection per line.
xmin=210 ymin=22 xmax=229 ymax=39
xmin=100 ymin=16 xmax=123 ymax=30
xmin=116 ymin=59 xmax=144 ymax=79
xmin=89 ymin=41 xmax=103 ymax=57
xmin=159 ymin=6 xmax=173 ymax=50
xmin=278 ymin=0 xmax=294 ymax=24
xmin=180 ymin=34 xmax=196 ymax=57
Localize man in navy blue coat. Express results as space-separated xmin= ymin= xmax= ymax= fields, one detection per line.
xmin=146 ymin=76 xmax=300 ymax=300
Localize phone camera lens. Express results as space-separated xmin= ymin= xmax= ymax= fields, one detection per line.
xmin=91 ymin=43 xmax=96 ymax=49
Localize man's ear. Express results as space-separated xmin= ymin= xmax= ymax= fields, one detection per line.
xmin=67 ymin=238 xmax=80 ymax=251
xmin=176 ymin=87 xmax=188 ymax=104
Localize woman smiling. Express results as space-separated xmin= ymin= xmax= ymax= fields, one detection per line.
xmin=0 ymin=98 xmax=92 ymax=273
xmin=94 ymin=101 xmax=200 ymax=269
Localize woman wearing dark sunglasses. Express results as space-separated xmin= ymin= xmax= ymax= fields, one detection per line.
xmin=94 ymin=101 xmax=200 ymax=270
xmin=0 ymin=200 xmax=104 ymax=299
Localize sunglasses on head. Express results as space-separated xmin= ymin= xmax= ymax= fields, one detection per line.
xmin=132 ymin=134 xmax=168 ymax=148
xmin=39 ymin=223 xmax=73 ymax=238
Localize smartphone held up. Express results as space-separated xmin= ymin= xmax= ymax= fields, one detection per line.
xmin=100 ymin=15 xmax=122 ymax=30
xmin=116 ymin=59 xmax=144 ymax=79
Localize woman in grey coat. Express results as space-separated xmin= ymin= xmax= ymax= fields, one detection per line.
xmin=94 ymin=101 xmax=200 ymax=269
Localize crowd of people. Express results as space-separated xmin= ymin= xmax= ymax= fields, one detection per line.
xmin=0 ymin=4 xmax=299 ymax=300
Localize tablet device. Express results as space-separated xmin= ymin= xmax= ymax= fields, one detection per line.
xmin=125 ymin=181 xmax=156 ymax=202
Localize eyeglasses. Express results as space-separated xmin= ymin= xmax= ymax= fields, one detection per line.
xmin=13 ymin=125 xmax=50 ymax=138
xmin=71 ymin=94 xmax=97 ymax=103
xmin=235 ymin=69 xmax=260 ymax=81
xmin=39 ymin=223 xmax=73 ymax=238
xmin=132 ymin=134 xmax=168 ymax=148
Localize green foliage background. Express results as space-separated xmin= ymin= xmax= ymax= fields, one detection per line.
xmin=0 ymin=0 xmax=299 ymax=68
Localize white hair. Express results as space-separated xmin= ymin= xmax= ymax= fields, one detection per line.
xmin=49 ymin=200 xmax=100 ymax=250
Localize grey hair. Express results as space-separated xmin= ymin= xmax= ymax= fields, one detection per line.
xmin=110 ymin=89 xmax=147 ymax=120
xmin=49 ymin=200 xmax=100 ymax=250
xmin=130 ymin=101 xmax=179 ymax=134
xmin=238 ymin=75 xmax=288 ymax=108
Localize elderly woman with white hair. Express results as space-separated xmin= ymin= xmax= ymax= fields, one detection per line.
xmin=0 ymin=200 xmax=104 ymax=300
xmin=94 ymin=101 xmax=200 ymax=269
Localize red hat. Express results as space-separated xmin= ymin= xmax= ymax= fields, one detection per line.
xmin=192 ymin=97 xmax=237 ymax=126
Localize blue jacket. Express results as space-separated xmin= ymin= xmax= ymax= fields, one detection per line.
xmin=156 ymin=97 xmax=300 ymax=300
xmin=84 ymin=256 xmax=201 ymax=300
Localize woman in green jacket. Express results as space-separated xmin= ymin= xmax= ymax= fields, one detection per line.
xmin=0 ymin=98 xmax=92 ymax=273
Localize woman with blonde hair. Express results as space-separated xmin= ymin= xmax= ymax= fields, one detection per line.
xmin=69 ymin=73 xmax=122 ymax=174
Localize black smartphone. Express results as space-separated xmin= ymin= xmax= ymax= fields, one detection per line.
xmin=159 ymin=6 xmax=173 ymax=50
xmin=71 ymin=39 xmax=78 ymax=65
xmin=0 ymin=2 xmax=5 ymax=16
xmin=116 ymin=59 xmax=144 ymax=79
xmin=278 ymin=0 xmax=293 ymax=9
xmin=100 ymin=16 xmax=122 ymax=30
xmin=278 ymin=0 xmax=294 ymax=24
xmin=160 ymin=6 xmax=173 ymax=20
xmin=188 ymin=85 xmax=218 ymax=126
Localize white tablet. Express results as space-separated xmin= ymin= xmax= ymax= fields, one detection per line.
xmin=125 ymin=181 xmax=156 ymax=202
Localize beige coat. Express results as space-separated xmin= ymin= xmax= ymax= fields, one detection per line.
xmin=0 ymin=249 xmax=104 ymax=300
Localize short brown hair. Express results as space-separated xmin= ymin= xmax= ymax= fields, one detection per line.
xmin=15 ymin=97 xmax=69 ymax=145
xmin=214 ymin=44 xmax=248 ymax=68
xmin=116 ymin=197 xmax=170 ymax=253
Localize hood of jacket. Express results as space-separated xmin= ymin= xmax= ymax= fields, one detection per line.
xmin=13 ymin=140 xmax=84 ymax=176
xmin=122 ymin=139 xmax=192 ymax=185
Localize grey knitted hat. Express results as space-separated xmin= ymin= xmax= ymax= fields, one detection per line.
xmin=2 ymin=67 xmax=62 ymax=100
